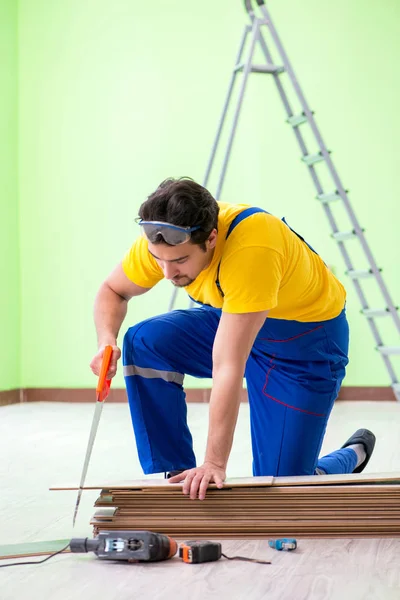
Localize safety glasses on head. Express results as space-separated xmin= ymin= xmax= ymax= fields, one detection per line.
xmin=136 ymin=219 xmax=201 ymax=245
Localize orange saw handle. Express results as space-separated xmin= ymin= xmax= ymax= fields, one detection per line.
xmin=96 ymin=345 xmax=113 ymax=402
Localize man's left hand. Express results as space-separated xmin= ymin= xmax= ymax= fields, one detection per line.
xmin=168 ymin=462 xmax=226 ymax=500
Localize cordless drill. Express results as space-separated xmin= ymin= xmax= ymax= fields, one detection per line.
xmin=69 ymin=531 xmax=177 ymax=563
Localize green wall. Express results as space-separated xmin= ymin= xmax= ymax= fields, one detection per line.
xmin=17 ymin=0 xmax=400 ymax=389
xmin=0 ymin=0 xmax=19 ymax=391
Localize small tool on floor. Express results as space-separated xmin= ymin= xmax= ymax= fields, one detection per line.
xmin=179 ymin=541 xmax=271 ymax=565
xmin=70 ymin=531 xmax=177 ymax=562
xmin=179 ymin=541 xmax=221 ymax=564
xmin=72 ymin=346 xmax=113 ymax=526
xmin=268 ymin=538 xmax=297 ymax=551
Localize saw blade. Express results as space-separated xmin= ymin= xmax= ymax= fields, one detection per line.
xmin=72 ymin=346 xmax=113 ymax=527
xmin=73 ymin=401 xmax=105 ymax=526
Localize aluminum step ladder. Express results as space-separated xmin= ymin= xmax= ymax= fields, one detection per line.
xmin=169 ymin=0 xmax=400 ymax=400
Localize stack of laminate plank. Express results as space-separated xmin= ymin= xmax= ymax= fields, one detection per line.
xmin=51 ymin=473 xmax=400 ymax=539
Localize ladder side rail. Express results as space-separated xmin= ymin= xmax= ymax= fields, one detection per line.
xmin=216 ymin=18 xmax=261 ymax=199
xmin=203 ymin=25 xmax=251 ymax=189
xmin=258 ymin=3 xmax=400 ymax=331
xmin=256 ymin=26 xmax=398 ymax=381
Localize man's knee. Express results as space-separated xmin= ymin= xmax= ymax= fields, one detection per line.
xmin=123 ymin=315 xmax=182 ymax=362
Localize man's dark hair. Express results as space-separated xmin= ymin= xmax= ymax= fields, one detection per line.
xmin=138 ymin=177 xmax=220 ymax=249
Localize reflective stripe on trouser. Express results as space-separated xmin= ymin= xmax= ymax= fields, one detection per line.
xmin=123 ymin=365 xmax=184 ymax=384
xmin=123 ymin=306 xmax=355 ymax=476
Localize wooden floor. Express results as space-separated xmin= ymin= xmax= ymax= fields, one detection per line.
xmin=1 ymin=400 xmax=400 ymax=599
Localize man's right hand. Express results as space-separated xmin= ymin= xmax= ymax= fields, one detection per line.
xmin=90 ymin=345 xmax=121 ymax=379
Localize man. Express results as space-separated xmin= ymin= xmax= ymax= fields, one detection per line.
xmin=91 ymin=177 xmax=375 ymax=500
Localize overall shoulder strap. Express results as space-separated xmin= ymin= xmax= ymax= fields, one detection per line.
xmin=216 ymin=207 xmax=268 ymax=298
xmin=226 ymin=207 xmax=268 ymax=240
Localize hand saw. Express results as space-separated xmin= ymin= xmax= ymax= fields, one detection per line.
xmin=72 ymin=345 xmax=113 ymax=526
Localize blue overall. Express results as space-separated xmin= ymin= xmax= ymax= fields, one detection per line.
xmin=123 ymin=209 xmax=357 ymax=476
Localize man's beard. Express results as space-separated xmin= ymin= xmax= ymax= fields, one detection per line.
xmin=171 ymin=276 xmax=195 ymax=287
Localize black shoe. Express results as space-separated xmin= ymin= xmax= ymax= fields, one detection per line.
xmin=341 ymin=428 xmax=376 ymax=473
xmin=164 ymin=470 xmax=184 ymax=479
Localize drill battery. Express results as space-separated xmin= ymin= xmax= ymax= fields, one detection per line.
xmin=179 ymin=541 xmax=222 ymax=564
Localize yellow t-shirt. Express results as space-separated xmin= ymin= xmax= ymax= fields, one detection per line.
xmin=122 ymin=202 xmax=346 ymax=322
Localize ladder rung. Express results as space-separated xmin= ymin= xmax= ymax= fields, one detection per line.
xmin=252 ymin=64 xmax=284 ymax=74
xmin=234 ymin=63 xmax=284 ymax=74
xmin=287 ymin=113 xmax=308 ymax=127
xmin=361 ymin=308 xmax=390 ymax=318
xmin=316 ymin=192 xmax=341 ymax=204
xmin=377 ymin=346 xmax=400 ymax=356
xmin=332 ymin=230 xmax=357 ymax=241
xmin=346 ymin=269 xmax=373 ymax=279
xmin=233 ymin=62 xmax=245 ymax=73
xmin=302 ymin=152 xmax=325 ymax=166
